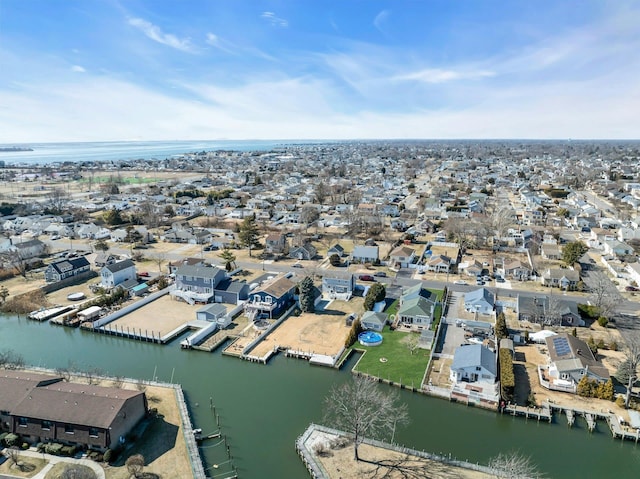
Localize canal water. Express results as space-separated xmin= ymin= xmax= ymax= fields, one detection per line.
xmin=1 ymin=314 xmax=639 ymax=478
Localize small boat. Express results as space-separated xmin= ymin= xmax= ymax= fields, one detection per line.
xmin=67 ymin=292 xmax=85 ymax=301
xmin=28 ymin=305 xmax=74 ymax=321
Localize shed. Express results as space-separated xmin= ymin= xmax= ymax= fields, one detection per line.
xmin=77 ymin=306 xmax=103 ymax=322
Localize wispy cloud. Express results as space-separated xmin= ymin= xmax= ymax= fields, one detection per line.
xmin=128 ymin=17 xmax=194 ymax=52
xmin=71 ymin=65 xmax=86 ymax=73
xmin=373 ymin=10 xmax=390 ymax=33
xmin=394 ymin=68 xmax=495 ymax=84
xmin=261 ymin=12 xmax=288 ymax=28
xmin=205 ymin=32 xmax=234 ymax=54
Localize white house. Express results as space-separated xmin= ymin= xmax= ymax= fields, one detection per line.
xmin=449 ymin=344 xmax=497 ymax=384
xmin=101 ymin=259 xmax=137 ymax=288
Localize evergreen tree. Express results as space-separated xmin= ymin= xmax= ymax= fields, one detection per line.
xmin=562 ymin=241 xmax=588 ymax=266
xmin=238 ymin=215 xmax=260 ymax=257
xmin=299 ymin=276 xmax=315 ymax=312
xmin=364 ymin=283 xmax=386 ymax=311
xmin=598 ymin=378 xmax=615 ymax=400
xmin=329 ymin=253 xmax=341 ymax=267
xmin=495 ymin=312 xmax=508 ymax=341
xmin=219 ymin=248 xmax=237 ymax=272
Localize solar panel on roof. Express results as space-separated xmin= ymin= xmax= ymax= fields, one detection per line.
xmin=553 ymin=337 xmax=571 ymax=356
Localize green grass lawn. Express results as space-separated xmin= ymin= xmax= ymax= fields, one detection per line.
xmin=351 ymin=326 xmax=429 ymax=389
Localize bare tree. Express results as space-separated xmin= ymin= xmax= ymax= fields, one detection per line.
xmin=402 ymin=334 xmax=421 ymax=355
xmin=488 ymin=451 xmax=545 ymax=478
xmin=323 ymin=376 xmax=409 ymax=461
xmin=125 ymin=454 xmax=145 ymax=478
xmin=3 ymin=447 xmax=20 ymax=469
xmin=0 ymin=349 xmax=25 ymax=369
xmin=588 ymin=273 xmax=618 ymax=319
xmin=616 ymin=337 xmax=640 ymax=409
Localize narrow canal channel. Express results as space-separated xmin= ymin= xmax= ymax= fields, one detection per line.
xmin=2 ymin=315 xmax=639 ymax=478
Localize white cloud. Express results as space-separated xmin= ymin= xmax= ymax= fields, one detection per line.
xmin=261 ymin=12 xmax=288 ymax=28
xmin=128 ymin=17 xmax=194 ymax=52
xmin=205 ymin=33 xmax=220 ymax=47
xmin=71 ymin=65 xmax=86 ymax=73
xmin=394 ymin=68 xmax=495 ymax=84
xmin=373 ymin=10 xmax=390 ymax=33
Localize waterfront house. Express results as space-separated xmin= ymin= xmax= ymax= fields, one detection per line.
xmin=544 ymin=333 xmax=610 ymax=391
xmin=172 ymin=264 xmax=229 ymax=304
xmin=100 ymin=259 xmax=136 ymax=289
xmin=395 ymin=284 xmax=436 ymax=329
xmin=44 ymin=256 xmax=91 ymax=283
xmin=464 ymin=288 xmax=495 ymax=315
xmin=0 ymin=371 xmax=147 ymax=451
xmin=360 ymin=311 xmax=387 ymax=332
xmin=449 ymin=344 xmax=497 ymax=384
xmin=244 ymin=274 xmax=296 ymax=319
xmin=196 ymin=303 xmax=227 ymax=322
xmin=322 ymin=272 xmax=356 ymax=300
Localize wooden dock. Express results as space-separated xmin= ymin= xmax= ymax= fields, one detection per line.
xmin=503 ymin=403 xmax=552 ymax=422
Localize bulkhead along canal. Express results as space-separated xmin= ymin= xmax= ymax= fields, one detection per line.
xmin=2 ymin=314 xmax=640 ymax=478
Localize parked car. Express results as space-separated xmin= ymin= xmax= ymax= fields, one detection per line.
xmin=138 ymin=271 xmax=150 ymax=277
xmin=453 ymin=280 xmax=467 ymax=285
xmin=496 ymin=277 xmax=505 ymax=283
xmin=359 ymin=274 xmax=375 ymax=282
xmin=625 ymin=286 xmax=639 ymax=292
xmin=373 ymin=271 xmax=387 ymax=277
xmin=292 ymin=262 xmax=304 ymax=268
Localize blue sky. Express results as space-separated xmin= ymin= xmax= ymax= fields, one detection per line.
xmin=1 ymin=0 xmax=639 ymax=142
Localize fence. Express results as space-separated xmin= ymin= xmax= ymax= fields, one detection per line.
xmin=241 ymin=302 xmax=298 ymax=356
xmin=296 ymin=423 xmax=497 ymax=478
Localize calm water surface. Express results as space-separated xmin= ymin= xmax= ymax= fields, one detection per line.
xmin=1 ymin=315 xmax=639 ymax=478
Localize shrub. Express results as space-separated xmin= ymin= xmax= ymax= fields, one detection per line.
xmin=4 ymin=433 xmax=19 ymax=447
xmin=36 ymin=443 xmax=45 ymax=453
xmin=45 ymin=443 xmax=64 ymax=455
xmin=21 ymin=442 xmax=29 ymax=450
xmin=103 ymin=448 xmax=113 ymax=463
xmin=499 ymin=348 xmax=515 ymax=402
xmin=597 ymin=317 xmax=609 ymax=328
xmin=616 ymin=395 xmax=626 ymax=408
xmin=345 ymin=319 xmax=362 ymax=348
xmin=61 ymin=445 xmax=77 ymax=456
xmin=0 ymin=432 xmax=8 ymax=446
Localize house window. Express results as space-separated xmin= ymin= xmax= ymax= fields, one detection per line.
xmin=42 ymin=420 xmax=52 ymax=430
xmin=18 ymin=417 xmax=28 ymax=427
xmin=475 ymin=366 xmax=482 ymax=371
xmin=89 ymin=427 xmax=99 ymax=437
xmin=64 ymin=424 xmax=74 ymax=434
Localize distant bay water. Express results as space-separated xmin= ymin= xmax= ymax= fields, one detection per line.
xmin=0 ymin=140 xmax=325 ymax=166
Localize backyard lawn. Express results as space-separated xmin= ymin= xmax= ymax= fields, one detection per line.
xmin=351 ymin=326 xmax=429 ymax=389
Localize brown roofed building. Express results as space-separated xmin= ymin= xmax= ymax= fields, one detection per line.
xmin=0 ymin=371 xmax=147 ymax=450
xmin=245 ymin=274 xmax=297 ymax=319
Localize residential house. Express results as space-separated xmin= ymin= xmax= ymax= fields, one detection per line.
xmin=627 ymin=263 xmax=640 ymax=286
xmin=459 ymin=260 xmax=484 ymax=278
xmin=0 ymin=371 xmax=147 ymax=451
xmin=541 ymin=268 xmax=580 ymax=290
xmin=327 ymin=244 xmax=346 ymax=258
xmin=265 ymin=233 xmax=287 ymax=255
xmin=464 ymin=288 xmax=495 ymax=315
xmin=351 ymin=245 xmax=379 ymax=264
xmin=389 ymin=245 xmax=416 ymax=269
xmin=395 ymin=284 xmax=436 ymax=329
xmin=322 ymin=273 xmax=356 ymax=300
xmin=245 ymin=274 xmax=296 ymax=319
xmin=544 ymin=333 xmax=610 ymax=390
xmin=360 ymin=311 xmax=387 ymax=332
xmin=171 ymin=264 xmax=232 ymax=304
xmin=426 ymin=254 xmax=452 ymax=273
xmin=100 ymin=259 xmax=137 ymax=289
xmin=449 ymin=344 xmax=497 ymax=384
xmin=603 ymin=240 xmax=634 ymax=258
xmin=499 ymin=259 xmax=532 ymax=281
xmin=94 ymin=253 xmax=118 ymax=268
xmin=517 ymin=295 xmax=583 ymax=326
xmin=289 ymin=243 xmax=317 ymax=261
xmin=12 ymin=239 xmax=47 ymax=260
xmin=541 ymin=243 xmax=562 ymax=261
xmin=44 ymin=256 xmax=91 ymax=283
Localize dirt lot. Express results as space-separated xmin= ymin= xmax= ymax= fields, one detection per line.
xmin=109 ymin=295 xmax=198 ymax=338
xmin=311 ymin=432 xmax=492 ymax=479
xmin=249 ymin=299 xmax=361 ymax=358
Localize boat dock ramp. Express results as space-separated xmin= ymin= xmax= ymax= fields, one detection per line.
xmin=504 ymin=401 xmax=640 ymax=442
